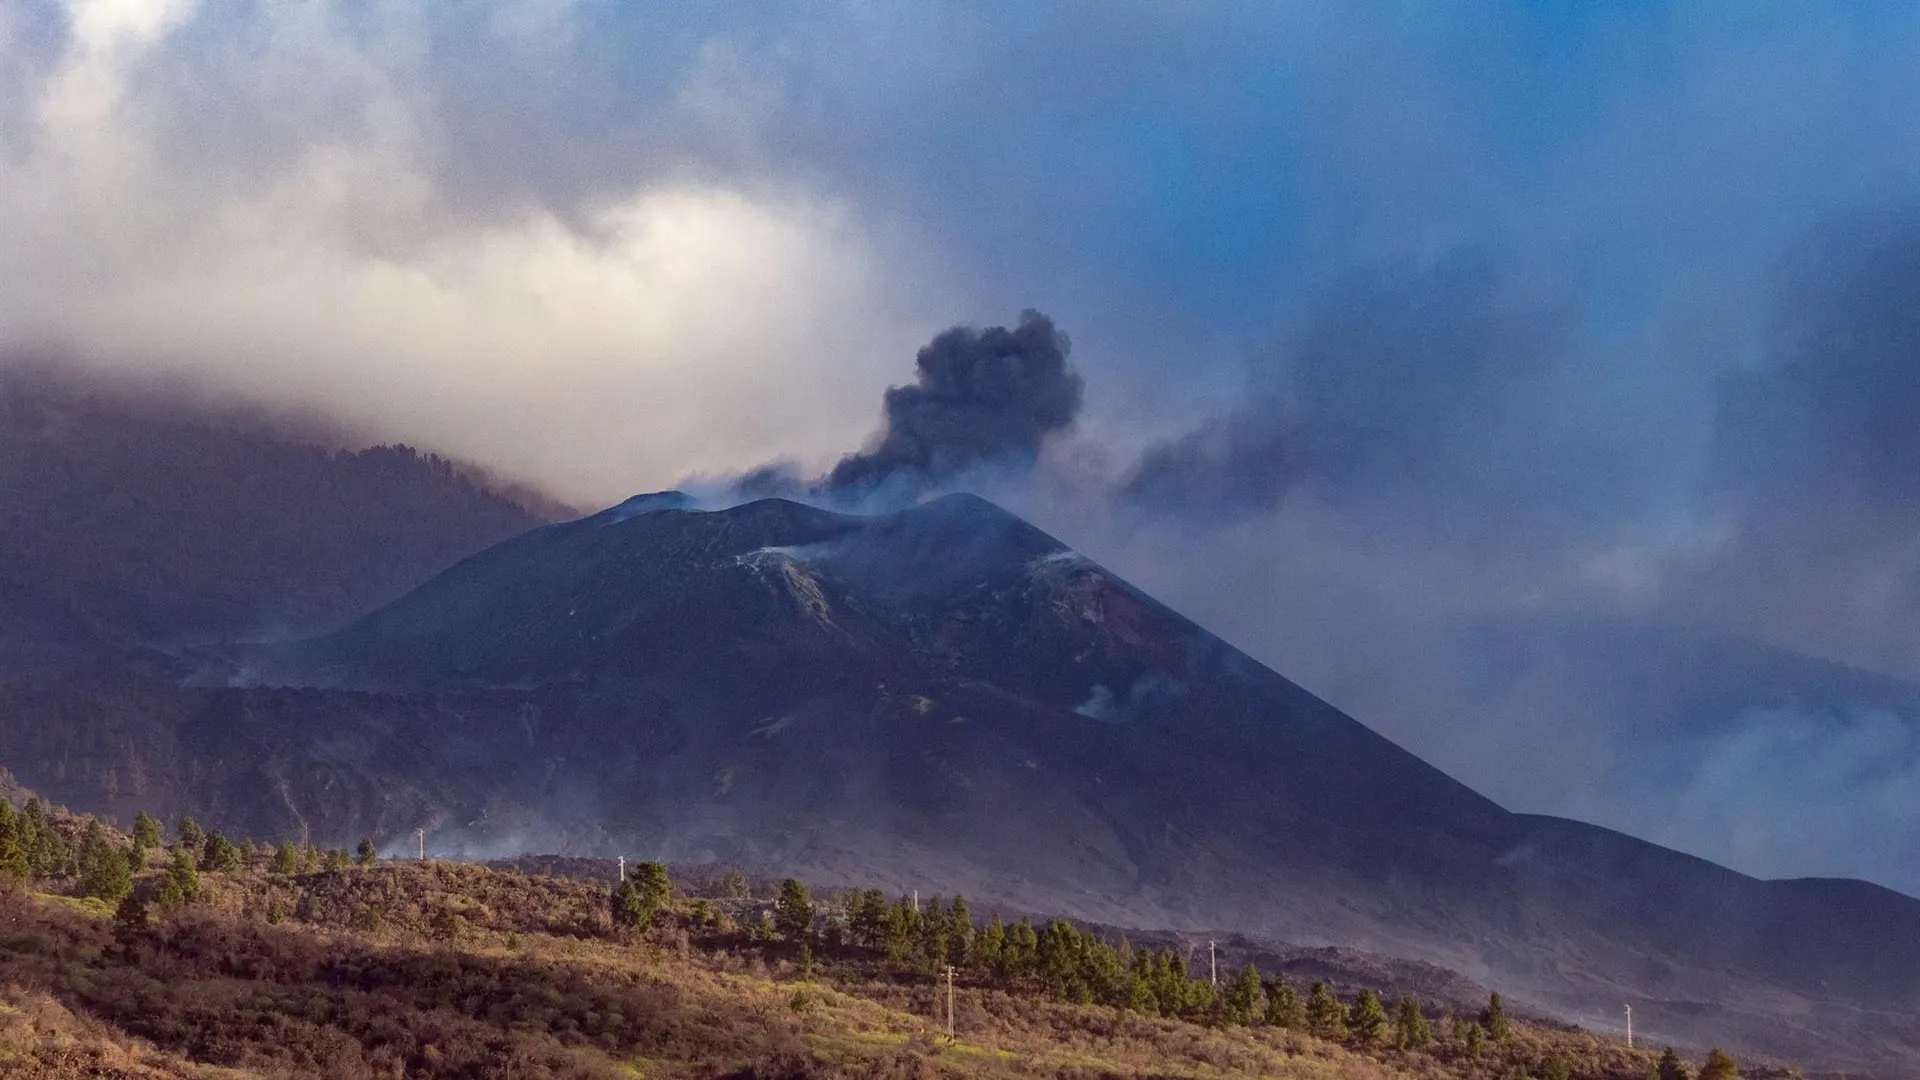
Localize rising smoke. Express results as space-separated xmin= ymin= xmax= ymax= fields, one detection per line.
xmin=1076 ymin=218 xmax=1920 ymax=896
xmin=823 ymin=310 xmax=1082 ymax=501
xmin=1120 ymin=248 xmax=1574 ymax=528
xmin=710 ymin=311 xmax=1084 ymax=507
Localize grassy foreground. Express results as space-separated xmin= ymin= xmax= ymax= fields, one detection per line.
xmin=0 ymin=852 xmax=1786 ymax=1080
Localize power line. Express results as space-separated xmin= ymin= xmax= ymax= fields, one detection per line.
xmin=944 ymin=965 xmax=957 ymax=1042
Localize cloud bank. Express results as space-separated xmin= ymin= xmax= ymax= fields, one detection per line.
xmin=0 ymin=0 xmax=952 ymax=500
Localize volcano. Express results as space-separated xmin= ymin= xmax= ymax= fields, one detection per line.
xmin=217 ymin=492 xmax=1915 ymax=1072
xmin=3 ymin=491 xmax=1915 ymax=1071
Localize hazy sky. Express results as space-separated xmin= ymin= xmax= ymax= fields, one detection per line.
xmin=7 ymin=1 xmax=1920 ymax=891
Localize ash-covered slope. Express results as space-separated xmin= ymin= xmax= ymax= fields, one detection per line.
xmin=215 ymin=494 xmax=1920 ymax=1071
xmin=281 ymin=493 xmax=1510 ymax=867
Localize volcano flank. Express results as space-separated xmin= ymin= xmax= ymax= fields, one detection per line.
xmin=209 ymin=493 xmax=1920 ymax=1072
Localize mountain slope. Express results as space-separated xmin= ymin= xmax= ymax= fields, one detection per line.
xmin=215 ymin=492 xmax=1915 ymax=1072
xmin=1376 ymin=615 xmax=1920 ymax=894
xmin=0 ymin=377 xmax=552 ymax=672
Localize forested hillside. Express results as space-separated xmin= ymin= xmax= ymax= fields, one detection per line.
xmin=0 ymin=375 xmax=554 ymax=672
xmin=0 ymin=797 xmax=1768 ymax=1080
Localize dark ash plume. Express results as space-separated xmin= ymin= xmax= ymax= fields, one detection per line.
xmin=824 ymin=310 xmax=1082 ymax=499
xmin=1121 ymin=248 xmax=1568 ymax=526
xmin=728 ymin=461 xmax=808 ymax=502
xmin=1120 ymin=406 xmax=1299 ymax=525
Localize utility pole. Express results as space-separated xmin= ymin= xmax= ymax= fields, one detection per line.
xmin=944 ymin=965 xmax=957 ymax=1041
xmin=912 ymin=890 xmax=919 ymax=913
xmin=416 ymin=828 xmax=425 ymax=862
xmin=1209 ymin=940 xmax=1217 ymax=987
xmin=618 ymin=856 xmax=626 ymax=883
xmin=1624 ymin=1004 xmax=1632 ymax=1049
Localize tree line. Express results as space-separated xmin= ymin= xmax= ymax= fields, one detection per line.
xmin=0 ymin=799 xmax=1742 ymax=1079
xmin=618 ymin=870 xmax=1535 ymax=1058
xmin=605 ymin=870 xmax=1745 ymax=1076
xmin=0 ymin=798 xmax=383 ymax=913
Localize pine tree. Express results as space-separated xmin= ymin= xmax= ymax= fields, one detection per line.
xmin=885 ymin=897 xmax=920 ymax=965
xmin=131 ymin=811 xmax=162 ymax=852
xmin=1267 ymin=980 xmax=1305 ymax=1029
xmin=160 ymin=845 xmax=201 ymax=906
xmin=1657 ymin=1047 xmax=1691 ymax=1080
xmin=976 ymin=916 xmax=1008 ymax=976
xmin=272 ymin=841 xmax=298 ymax=875
xmin=0 ymin=800 xmax=26 ymax=881
xmin=325 ymin=848 xmax=349 ymax=871
xmin=1141 ymin=953 xmax=1176 ymax=1016
xmin=848 ymin=889 xmax=888 ymax=949
xmin=1306 ymin=981 xmax=1348 ymax=1040
xmin=911 ymin=896 xmax=948 ymax=971
xmin=1697 ymin=1049 xmax=1738 ymax=1080
xmin=355 ymin=837 xmax=377 ymax=865
xmin=76 ymin=821 xmax=132 ymax=902
xmin=0 ymin=834 xmax=25 ymax=881
xmin=634 ymin=861 xmax=671 ymax=911
xmin=112 ymin=892 xmax=150 ymax=946
xmin=609 ymin=871 xmax=666 ymax=931
xmin=1007 ymin=919 xmax=1039 ymax=978
xmin=1350 ymin=990 xmax=1387 ymax=1043
xmin=947 ymin=895 xmax=974 ymax=966
xmin=176 ymin=816 xmax=204 ymax=852
xmin=1152 ymin=950 xmax=1211 ymax=1019
xmin=1463 ymin=1021 xmax=1484 ymax=1058
xmin=1224 ymin=963 xmax=1266 ymax=1025
xmin=1038 ymin=921 xmax=1083 ymax=998
xmin=1081 ymin=935 xmax=1125 ymax=1007
xmin=1481 ymin=991 xmax=1511 ymax=1041
xmin=1125 ymin=969 xmax=1157 ymax=1014
xmin=154 ymin=873 xmax=185 ymax=909
xmin=200 ymin=832 xmax=241 ymax=872
xmin=1183 ymin=976 xmax=1217 ymax=1020
xmin=775 ymin=879 xmax=814 ymax=944
xmin=1395 ymin=997 xmax=1431 ymax=1049
xmin=22 ymin=799 xmax=60 ymax=877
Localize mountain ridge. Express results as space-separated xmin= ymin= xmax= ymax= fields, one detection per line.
xmin=0 ymin=376 xmax=554 ymax=674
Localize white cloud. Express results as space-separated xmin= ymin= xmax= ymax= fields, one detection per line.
xmin=0 ymin=1 xmax=951 ymax=503
xmin=40 ymin=0 xmax=198 ymax=132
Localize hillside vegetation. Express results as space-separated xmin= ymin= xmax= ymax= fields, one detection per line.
xmin=0 ymin=375 xmax=552 ymax=673
xmin=0 ymin=800 xmax=1773 ymax=1080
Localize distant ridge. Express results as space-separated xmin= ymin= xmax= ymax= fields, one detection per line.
xmin=0 ymin=375 xmax=554 ymax=672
